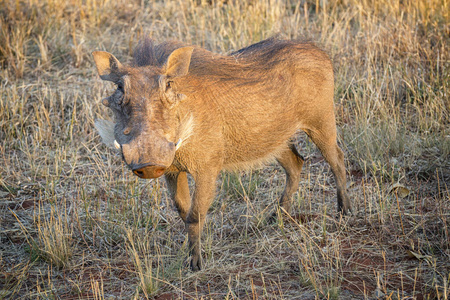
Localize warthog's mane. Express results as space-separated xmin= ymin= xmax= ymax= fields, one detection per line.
xmin=133 ymin=38 xmax=185 ymax=68
xmin=132 ymin=36 xmax=330 ymax=87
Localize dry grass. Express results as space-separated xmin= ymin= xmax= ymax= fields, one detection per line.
xmin=1 ymin=0 xmax=449 ymax=299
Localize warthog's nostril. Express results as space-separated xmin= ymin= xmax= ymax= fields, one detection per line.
xmin=133 ymin=170 xmax=144 ymax=177
xmin=132 ymin=164 xmax=166 ymax=179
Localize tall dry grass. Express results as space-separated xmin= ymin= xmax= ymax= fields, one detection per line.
xmin=1 ymin=0 xmax=449 ymax=299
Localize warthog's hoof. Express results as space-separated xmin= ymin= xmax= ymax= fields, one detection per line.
xmin=190 ymin=255 xmax=202 ymax=272
xmin=267 ymin=212 xmax=280 ymax=224
xmin=338 ymin=203 xmax=352 ymax=216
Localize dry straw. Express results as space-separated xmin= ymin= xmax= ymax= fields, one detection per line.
xmin=1 ymin=0 xmax=448 ymax=299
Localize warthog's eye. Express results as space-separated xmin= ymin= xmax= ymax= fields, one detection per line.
xmin=117 ymin=82 xmax=124 ymax=94
xmin=166 ymin=80 xmax=173 ymax=90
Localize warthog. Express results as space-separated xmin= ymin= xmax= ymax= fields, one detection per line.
xmin=92 ymin=37 xmax=350 ymax=271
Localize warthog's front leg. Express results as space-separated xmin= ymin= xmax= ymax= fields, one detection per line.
xmin=186 ymin=170 xmax=219 ymax=271
xmin=165 ymin=171 xmax=191 ymax=222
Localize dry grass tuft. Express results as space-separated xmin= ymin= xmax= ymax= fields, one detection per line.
xmin=1 ymin=0 xmax=449 ymax=299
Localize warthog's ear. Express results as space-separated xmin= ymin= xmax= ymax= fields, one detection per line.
xmin=165 ymin=47 xmax=194 ymax=78
xmin=92 ymin=51 xmax=123 ymax=83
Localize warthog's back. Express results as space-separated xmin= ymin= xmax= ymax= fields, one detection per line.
xmin=176 ymin=38 xmax=335 ymax=169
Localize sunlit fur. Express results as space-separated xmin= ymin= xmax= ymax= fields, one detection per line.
xmin=94 ymin=37 xmax=350 ymax=271
xmin=130 ymin=37 xmax=337 ymax=172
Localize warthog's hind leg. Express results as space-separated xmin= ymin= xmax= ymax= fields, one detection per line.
xmin=306 ymin=129 xmax=351 ymax=214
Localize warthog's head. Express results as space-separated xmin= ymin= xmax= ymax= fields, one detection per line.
xmin=92 ymin=46 xmax=194 ymax=179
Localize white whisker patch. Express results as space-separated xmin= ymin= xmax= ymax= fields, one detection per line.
xmin=175 ymin=138 xmax=183 ymax=150
xmin=94 ymin=119 xmax=116 ymax=149
xmin=177 ymin=114 xmax=195 ymax=149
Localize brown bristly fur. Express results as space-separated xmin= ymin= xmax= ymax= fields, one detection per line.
xmin=93 ymin=36 xmax=350 ymax=271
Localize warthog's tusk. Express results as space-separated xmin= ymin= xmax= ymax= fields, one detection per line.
xmin=114 ymin=140 xmax=120 ymax=150
xmin=175 ymin=138 xmax=183 ymax=150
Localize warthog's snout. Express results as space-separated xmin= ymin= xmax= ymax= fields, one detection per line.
xmin=131 ymin=163 xmax=166 ymax=179
xmin=119 ymin=142 xmax=174 ymax=179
